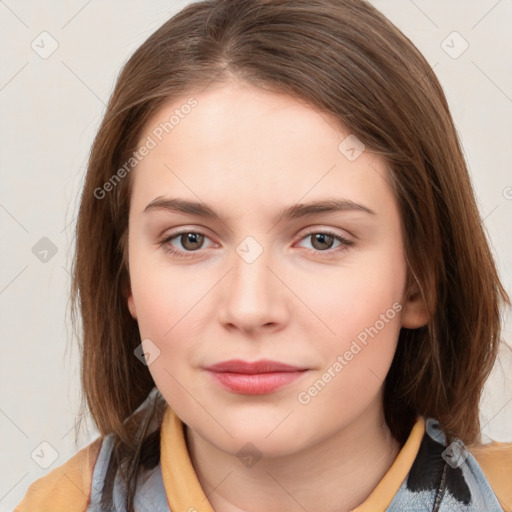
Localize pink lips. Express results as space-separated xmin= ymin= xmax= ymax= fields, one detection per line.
xmin=204 ymin=359 xmax=308 ymax=395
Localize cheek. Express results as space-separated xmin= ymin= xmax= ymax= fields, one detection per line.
xmin=300 ymin=254 xmax=406 ymax=344
xmin=128 ymin=256 xmax=207 ymax=368
xmin=130 ymin=273 xmax=199 ymax=412
xmin=295 ymin=241 xmax=406 ymax=395
xmin=131 ymin=279 xmax=172 ymax=340
xmin=128 ymin=241 xmax=201 ymax=339
xmin=296 ymin=303 xmax=402 ymax=422
xmin=324 ymin=302 xmax=401 ymax=385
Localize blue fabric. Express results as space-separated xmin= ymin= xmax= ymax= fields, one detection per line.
xmin=85 ymin=430 xmax=170 ymax=512
xmin=386 ymin=419 xmax=503 ymax=511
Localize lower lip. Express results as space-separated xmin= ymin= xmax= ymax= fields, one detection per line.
xmin=206 ymin=370 xmax=307 ymax=395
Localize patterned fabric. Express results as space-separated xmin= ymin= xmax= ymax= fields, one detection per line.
xmin=387 ymin=419 xmax=504 ymax=511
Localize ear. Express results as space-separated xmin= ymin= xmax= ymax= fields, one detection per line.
xmin=400 ymin=281 xmax=429 ymax=329
xmin=127 ymin=289 xmax=137 ymax=320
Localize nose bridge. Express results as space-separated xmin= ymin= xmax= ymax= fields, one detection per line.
xmin=232 ymin=235 xmax=273 ymax=301
xmin=221 ymin=235 xmax=282 ymax=328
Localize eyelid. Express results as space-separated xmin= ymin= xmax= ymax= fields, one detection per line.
xmin=160 ymin=226 xmax=352 ymax=245
xmin=298 ymin=226 xmax=352 ymax=241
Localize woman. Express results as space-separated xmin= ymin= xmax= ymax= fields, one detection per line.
xmin=16 ymin=0 xmax=512 ymax=511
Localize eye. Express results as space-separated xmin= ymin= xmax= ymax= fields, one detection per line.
xmin=159 ymin=228 xmax=354 ymax=259
xmin=296 ymin=229 xmax=353 ymax=257
xmin=159 ymin=230 xmax=215 ymax=258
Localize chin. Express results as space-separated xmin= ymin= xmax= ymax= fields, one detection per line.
xmin=207 ymin=418 xmax=313 ymax=458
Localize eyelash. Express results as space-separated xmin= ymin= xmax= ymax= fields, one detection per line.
xmin=159 ymin=229 xmax=354 ymax=259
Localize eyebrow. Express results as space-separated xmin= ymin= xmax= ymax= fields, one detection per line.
xmin=144 ymin=197 xmax=376 ymax=223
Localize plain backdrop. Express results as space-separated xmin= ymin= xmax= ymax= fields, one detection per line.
xmin=1 ymin=1 xmax=511 ymax=510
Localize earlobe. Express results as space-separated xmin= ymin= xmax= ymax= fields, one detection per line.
xmin=127 ymin=293 xmax=137 ymax=319
xmin=400 ymin=287 xmax=430 ymax=329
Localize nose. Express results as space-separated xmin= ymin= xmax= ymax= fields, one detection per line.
xmin=218 ymin=244 xmax=288 ymax=335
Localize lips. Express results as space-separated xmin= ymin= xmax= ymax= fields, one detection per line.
xmin=204 ymin=359 xmax=309 ymax=395
xmin=205 ymin=358 xmax=306 ymax=374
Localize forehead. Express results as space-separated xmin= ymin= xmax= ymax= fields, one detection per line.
xmin=130 ymin=80 xmax=394 ymax=219
xmin=141 ymin=80 xmax=344 ymax=156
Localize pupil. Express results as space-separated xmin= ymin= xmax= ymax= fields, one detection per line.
xmin=313 ymin=233 xmax=333 ymax=250
xmin=183 ymin=233 xmax=202 ymax=249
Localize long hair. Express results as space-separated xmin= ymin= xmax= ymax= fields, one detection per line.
xmin=70 ymin=0 xmax=510 ymax=510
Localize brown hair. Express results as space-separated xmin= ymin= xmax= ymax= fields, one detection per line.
xmin=70 ymin=0 xmax=510 ymax=509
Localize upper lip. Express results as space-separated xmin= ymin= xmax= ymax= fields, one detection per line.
xmin=204 ymin=359 xmax=307 ymax=374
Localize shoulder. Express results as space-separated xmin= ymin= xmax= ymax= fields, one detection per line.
xmin=468 ymin=441 xmax=512 ymax=512
xmin=14 ymin=436 xmax=103 ymax=512
xmin=390 ymin=418 xmax=511 ymax=511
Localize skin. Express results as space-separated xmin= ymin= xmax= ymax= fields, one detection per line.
xmin=126 ymin=79 xmax=429 ymax=512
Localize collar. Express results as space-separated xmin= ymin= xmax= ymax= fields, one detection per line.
xmin=160 ymin=405 xmax=425 ymax=512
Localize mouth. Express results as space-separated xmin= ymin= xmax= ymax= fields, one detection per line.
xmin=203 ymin=359 xmax=309 ymax=395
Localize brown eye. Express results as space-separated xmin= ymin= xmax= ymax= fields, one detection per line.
xmin=296 ymin=230 xmax=354 ymax=257
xmin=160 ymin=230 xmax=214 ymax=259
xmin=180 ymin=232 xmax=204 ymax=251
xmin=309 ymin=233 xmax=336 ymax=251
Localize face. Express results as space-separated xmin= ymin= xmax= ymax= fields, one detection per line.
xmin=126 ymin=79 xmax=428 ymax=457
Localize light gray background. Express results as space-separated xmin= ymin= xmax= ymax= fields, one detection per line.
xmin=1 ymin=1 xmax=511 ymax=510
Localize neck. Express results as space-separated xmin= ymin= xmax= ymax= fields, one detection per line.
xmin=185 ymin=402 xmax=401 ymax=512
